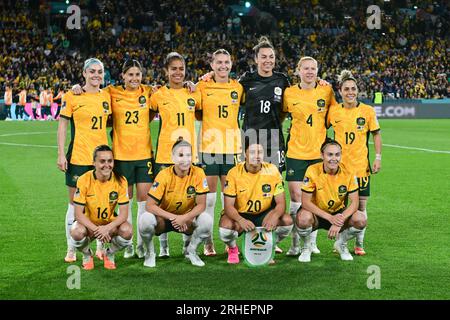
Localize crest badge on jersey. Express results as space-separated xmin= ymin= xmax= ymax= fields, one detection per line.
xmin=338 ymin=185 xmax=347 ymax=195
xmin=317 ymin=99 xmax=325 ymax=112
xmin=187 ymin=185 xmax=196 ymax=198
xmin=187 ymin=98 xmax=196 ymax=111
xmin=357 ymin=117 xmax=366 ymax=130
xmin=102 ymin=101 xmax=109 ymax=113
xmin=231 ymin=91 xmax=238 ymax=104
xmin=262 ymin=184 xmax=271 ymax=193
xmin=139 ymin=95 xmax=146 ymax=107
xmin=109 ymin=191 xmax=118 ymax=202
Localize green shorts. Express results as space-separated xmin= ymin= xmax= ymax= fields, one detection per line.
xmin=357 ymin=176 xmax=371 ymax=197
xmin=154 ymin=163 xmax=172 ymax=176
xmin=286 ymin=158 xmax=322 ymax=181
xmin=156 ymin=218 xmax=193 ymax=236
xmin=114 ymin=158 xmax=154 ymax=185
xmin=199 ymin=153 xmax=241 ymax=176
xmin=66 ymin=164 xmax=94 ymax=188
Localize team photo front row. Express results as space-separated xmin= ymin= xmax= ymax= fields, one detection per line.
xmin=69 ymin=138 xmax=366 ymax=270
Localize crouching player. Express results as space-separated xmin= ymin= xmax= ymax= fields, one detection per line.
xmin=70 ymin=145 xmax=132 ymax=270
xmin=219 ymin=140 xmax=293 ymax=264
xmin=296 ymin=139 xmax=366 ymax=262
xmin=139 ymin=138 xmax=212 ymax=267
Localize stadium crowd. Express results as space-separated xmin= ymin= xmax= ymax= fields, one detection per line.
xmin=0 ymin=0 xmax=448 ymax=117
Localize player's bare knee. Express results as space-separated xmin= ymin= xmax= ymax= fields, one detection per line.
xmin=70 ymin=227 xmax=86 ymax=241
xmin=279 ymin=214 xmax=293 ymax=226
xmin=119 ymin=222 xmax=133 ymax=239
xmin=350 ymin=215 xmax=367 ymax=230
xmin=296 ymin=209 xmax=313 ymax=228
xmin=219 ymin=215 xmax=233 ymax=229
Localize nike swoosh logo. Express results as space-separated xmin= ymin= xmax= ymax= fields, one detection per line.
xmin=115 ymin=99 xmax=123 ymax=102
xmin=163 ymin=102 xmax=170 ymax=105
xmin=167 ymin=191 xmax=174 ymax=193
xmin=207 ymin=93 xmax=214 ymax=96
xmin=293 ymin=102 xmax=300 ymax=106
xmin=87 ymin=194 xmax=95 ymax=197
xmin=335 ymin=120 xmax=342 ymax=123
xmin=317 ymin=188 xmax=323 ymax=191
xmin=239 ymin=189 xmax=246 ymax=193
xmin=249 ymin=88 xmax=256 ymax=91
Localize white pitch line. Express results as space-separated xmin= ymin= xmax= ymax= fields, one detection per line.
xmin=0 ymin=131 xmax=54 ymax=137
xmin=369 ymin=142 xmax=450 ymax=154
xmin=0 ymin=142 xmax=57 ymax=148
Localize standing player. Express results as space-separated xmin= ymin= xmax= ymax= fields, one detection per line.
xmin=16 ymin=86 xmax=27 ymax=120
xmin=150 ymin=52 xmax=202 ymax=257
xmin=70 ymin=145 xmax=132 ymax=270
xmin=295 ymin=139 xmax=365 ymax=262
xmin=139 ymin=138 xmax=211 ymax=267
xmin=283 ymin=56 xmax=337 ymax=256
xmin=327 ymin=70 xmax=382 ymax=255
xmin=57 ymin=58 xmax=111 ymax=263
xmin=219 ymin=140 xmax=293 ymax=264
xmin=71 ymin=59 xmax=155 ymax=259
xmin=196 ymin=49 xmax=244 ymax=256
xmin=4 ymin=84 xmax=12 ymax=120
xmin=239 ymin=37 xmax=290 ymax=173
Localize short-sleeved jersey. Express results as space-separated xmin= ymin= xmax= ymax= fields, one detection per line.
xmin=224 ymin=162 xmax=284 ymax=215
xmin=18 ymin=90 xmax=27 ymax=106
xmin=73 ymin=170 xmax=129 ymax=226
xmin=239 ymin=71 xmax=290 ymax=149
xmin=4 ymin=90 xmax=12 ymax=105
xmin=108 ymin=84 xmax=153 ymax=161
xmin=283 ymin=83 xmax=337 ymax=160
xmin=60 ymin=90 xmax=111 ymax=165
xmin=150 ymin=86 xmax=201 ymax=164
xmin=327 ymin=102 xmax=380 ymax=177
xmin=301 ymin=162 xmax=358 ymax=214
xmin=148 ymin=165 xmax=209 ymax=215
xmin=197 ymin=79 xmax=243 ymax=154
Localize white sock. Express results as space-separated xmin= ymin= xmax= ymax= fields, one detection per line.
xmin=65 ymin=203 xmax=74 ymax=248
xmin=204 ymin=192 xmax=217 ymax=245
xmin=110 ymin=235 xmax=132 ymax=254
xmin=189 ymin=213 xmax=212 ymax=251
xmin=341 ymin=227 xmax=362 ymax=244
xmin=183 ymin=234 xmax=192 ymax=249
xmin=70 ymin=236 xmax=89 ymax=252
xmin=159 ymin=232 xmax=168 ymax=250
xmin=356 ymin=210 xmax=367 ymax=247
xmin=139 ymin=212 xmax=157 ymax=253
xmin=275 ymin=225 xmax=293 ymax=244
xmin=96 ymin=239 xmax=103 ymax=251
xmin=137 ymin=201 xmax=146 ymax=248
xmin=297 ymin=226 xmax=312 ymax=249
xmin=125 ymin=198 xmax=133 ymax=248
xmin=310 ymin=229 xmax=318 ymax=246
xmin=289 ymin=201 xmax=301 ymax=248
xmin=219 ymin=227 xmax=238 ymax=248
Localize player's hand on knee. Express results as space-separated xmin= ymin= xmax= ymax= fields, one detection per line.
xmin=262 ymin=213 xmax=278 ymax=231
xmin=238 ymin=218 xmax=255 ymax=232
xmin=327 ymin=225 xmax=341 ymax=239
xmin=330 ymin=214 xmax=345 ymax=227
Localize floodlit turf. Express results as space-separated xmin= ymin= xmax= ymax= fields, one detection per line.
xmin=0 ymin=119 xmax=449 ymax=299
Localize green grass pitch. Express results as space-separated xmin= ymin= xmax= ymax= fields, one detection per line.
xmin=0 ymin=119 xmax=449 ymax=299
